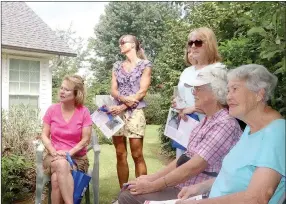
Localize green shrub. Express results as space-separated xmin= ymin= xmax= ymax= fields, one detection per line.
xmin=144 ymin=94 xmax=164 ymax=125
xmin=2 ymin=105 xmax=42 ymax=160
xmin=1 ymin=154 xmax=35 ymax=203
xmin=2 ymin=105 xmax=40 ymax=201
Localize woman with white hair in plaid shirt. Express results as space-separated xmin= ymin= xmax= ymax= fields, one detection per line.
xmin=176 ymin=64 xmax=285 ymax=204
xmin=118 ymin=64 xmax=242 ymax=203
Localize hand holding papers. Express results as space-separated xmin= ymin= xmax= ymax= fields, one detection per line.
xmin=91 ymin=95 xmax=125 ymax=138
xmin=91 ymin=105 xmax=124 ymax=139
xmin=164 ymin=108 xmax=199 ymax=148
xmin=173 ymin=86 xmax=186 ymax=110
xmin=143 ymin=195 xmax=203 ymax=204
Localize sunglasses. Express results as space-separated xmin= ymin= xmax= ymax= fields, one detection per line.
xmin=188 ymin=40 xmax=203 ymax=47
xmin=119 ymin=40 xmax=134 ymax=46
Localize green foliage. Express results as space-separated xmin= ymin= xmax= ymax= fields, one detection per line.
xmin=219 ymin=37 xmax=258 ymax=67
xmin=144 ymin=94 xmax=164 ymax=125
xmin=51 ymin=24 xmax=88 ymax=101
xmin=2 ymin=105 xmax=39 ymax=201
xmin=2 ymin=105 xmax=42 ymax=160
xmin=152 ymin=18 xmax=190 ymax=153
xmin=1 ymin=154 xmax=34 ymax=203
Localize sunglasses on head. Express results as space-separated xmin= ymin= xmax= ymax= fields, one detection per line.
xmin=188 ymin=40 xmax=203 ymax=47
xmin=119 ymin=39 xmax=133 ymax=46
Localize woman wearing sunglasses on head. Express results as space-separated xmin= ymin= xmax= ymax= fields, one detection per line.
xmin=109 ymin=34 xmax=152 ymax=190
xmin=171 ymin=27 xmax=226 ymax=158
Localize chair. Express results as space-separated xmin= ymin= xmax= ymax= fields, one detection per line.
xmin=35 ymin=129 xmax=100 ymax=204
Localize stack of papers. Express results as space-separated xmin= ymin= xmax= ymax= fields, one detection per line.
xmin=164 ymin=108 xmax=199 ymax=148
xmin=144 ymin=195 xmax=203 ymax=204
xmin=91 ymin=95 xmax=124 ymax=138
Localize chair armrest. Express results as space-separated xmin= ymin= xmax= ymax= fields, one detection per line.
xmin=90 ymin=129 xmax=100 ymax=204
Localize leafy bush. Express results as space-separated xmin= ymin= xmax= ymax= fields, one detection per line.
xmin=2 ymin=105 xmax=42 ymax=160
xmin=144 ymin=94 xmax=164 ymax=125
xmin=2 ymin=105 xmax=40 ymax=202
xmin=1 ymin=154 xmax=35 ymax=203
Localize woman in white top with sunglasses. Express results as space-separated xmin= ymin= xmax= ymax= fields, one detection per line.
xmin=172 ymin=27 xmax=226 ymax=157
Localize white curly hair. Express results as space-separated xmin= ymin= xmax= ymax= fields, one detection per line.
xmin=199 ymin=63 xmax=228 ymax=105
xmin=227 ymin=64 xmax=278 ymax=102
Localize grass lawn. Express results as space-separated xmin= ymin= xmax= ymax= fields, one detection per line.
xmin=87 ymin=125 xmax=167 ymax=204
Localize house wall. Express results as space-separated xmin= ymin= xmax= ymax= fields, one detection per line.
xmin=1 ymin=52 xmax=52 ymax=118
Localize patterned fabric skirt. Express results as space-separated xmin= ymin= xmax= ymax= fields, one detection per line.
xmin=113 ymin=109 xmax=146 ymax=138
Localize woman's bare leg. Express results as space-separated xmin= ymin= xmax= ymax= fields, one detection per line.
xmin=51 ymin=159 xmax=74 ymax=204
xmin=113 ymin=136 xmax=129 ymax=188
xmin=50 ymin=172 xmax=64 ymax=204
xmin=129 ymin=138 xmax=147 ymax=177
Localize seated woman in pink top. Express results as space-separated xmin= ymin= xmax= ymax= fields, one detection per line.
xmin=41 ymin=75 xmax=92 ymax=204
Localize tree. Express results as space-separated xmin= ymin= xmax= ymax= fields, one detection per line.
xmin=50 ymin=24 xmax=89 ymax=102
xmin=152 ymin=19 xmax=191 ymax=154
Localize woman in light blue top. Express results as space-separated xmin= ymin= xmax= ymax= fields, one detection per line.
xmin=176 ymin=64 xmax=285 ymax=204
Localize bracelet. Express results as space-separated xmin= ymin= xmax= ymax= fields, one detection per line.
xmin=163 ymin=176 xmax=169 ymax=187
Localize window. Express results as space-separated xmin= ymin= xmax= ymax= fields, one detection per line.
xmin=9 ymin=58 xmax=40 ymax=108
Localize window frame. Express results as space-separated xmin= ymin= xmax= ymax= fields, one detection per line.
xmin=7 ymin=55 xmax=42 ymax=108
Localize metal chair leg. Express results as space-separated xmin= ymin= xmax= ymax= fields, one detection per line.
xmin=85 ymin=185 xmax=90 ymax=204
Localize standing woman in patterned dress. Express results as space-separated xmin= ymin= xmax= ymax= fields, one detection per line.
xmin=109 ymin=34 xmax=152 ymax=189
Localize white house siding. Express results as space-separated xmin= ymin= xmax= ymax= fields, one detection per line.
xmin=1 ymin=53 xmax=9 ymax=110
xmin=1 ymin=53 xmax=52 ymax=118
xmin=39 ymin=58 xmax=52 ymax=118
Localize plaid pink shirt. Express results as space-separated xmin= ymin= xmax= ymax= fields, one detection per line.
xmin=177 ymin=108 xmax=242 ymax=189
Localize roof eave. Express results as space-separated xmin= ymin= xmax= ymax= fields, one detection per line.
xmin=2 ymin=44 xmax=77 ymax=57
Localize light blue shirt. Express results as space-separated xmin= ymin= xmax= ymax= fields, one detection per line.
xmin=209 ymin=119 xmax=285 ymax=204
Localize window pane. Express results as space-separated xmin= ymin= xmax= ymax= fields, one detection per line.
xmin=9 ymin=95 xmax=39 ymax=109
xmin=30 ymin=71 xmax=40 ymax=82
xmin=9 ymin=70 xmax=19 ymax=81
xmin=9 ymin=95 xmax=19 ymax=106
xmin=18 ymin=95 xmax=29 ymax=105
xmin=20 ymin=82 xmax=29 ymax=92
xmin=9 ymin=82 xmax=19 ymax=93
xmin=10 ymin=59 xmax=19 ymax=71
xmin=30 ymin=61 xmax=40 ymax=72
xmin=30 ymin=82 xmax=39 ymax=94
xmin=29 ymin=96 xmax=39 ymax=108
xmin=19 ymin=71 xmax=29 ymax=82
xmin=19 ymin=60 xmax=30 ymax=71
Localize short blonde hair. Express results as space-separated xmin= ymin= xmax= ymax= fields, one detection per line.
xmin=185 ymin=27 xmax=221 ymax=64
xmin=62 ymin=75 xmax=86 ymax=106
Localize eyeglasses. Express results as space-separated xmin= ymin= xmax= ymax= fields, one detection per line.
xmin=188 ymin=40 xmax=203 ymax=48
xmin=190 ymin=85 xmax=210 ymax=94
xmin=119 ymin=40 xmax=134 ymax=46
